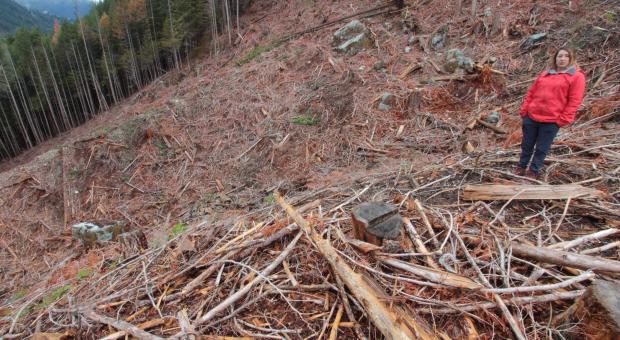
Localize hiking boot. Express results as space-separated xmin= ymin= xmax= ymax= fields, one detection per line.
xmin=513 ymin=166 xmax=526 ymax=176
xmin=526 ymin=170 xmax=539 ymax=180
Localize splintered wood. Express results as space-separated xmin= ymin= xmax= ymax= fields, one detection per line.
xmin=463 ymin=183 xmax=604 ymax=200
xmin=274 ymin=192 xmax=436 ymax=340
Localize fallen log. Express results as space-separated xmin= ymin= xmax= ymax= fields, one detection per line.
xmin=476 ymin=118 xmax=507 ymax=134
xmin=379 ymin=257 xmax=482 ymax=289
xmin=402 ymin=217 xmax=439 ymax=269
xmin=419 ymin=290 xmax=585 ymax=314
xmin=511 ymin=242 xmax=620 ymax=273
xmin=100 ymin=317 xmax=172 ymax=340
xmin=463 ymin=184 xmax=604 ymax=201
xmin=274 ymin=192 xmax=437 ymax=340
xmin=548 ymin=228 xmax=619 ymax=250
xmin=82 ymin=309 xmax=164 ymax=340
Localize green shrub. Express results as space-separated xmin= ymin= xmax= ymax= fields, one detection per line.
xmin=76 ymin=268 xmax=92 ymax=280
xmin=170 ymin=223 xmax=187 ymax=238
xmin=236 ymin=40 xmax=283 ymax=66
xmin=291 ymin=116 xmax=318 ymax=126
xmin=37 ymin=285 xmax=73 ymax=309
xmin=10 ymin=289 xmax=27 ymax=302
xmin=264 ymin=193 xmax=275 ymax=205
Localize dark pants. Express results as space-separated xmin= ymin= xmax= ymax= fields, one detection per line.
xmin=518 ymin=116 xmax=560 ymax=173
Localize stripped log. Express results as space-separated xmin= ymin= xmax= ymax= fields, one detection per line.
xmin=548 ymin=228 xmax=619 ymax=250
xmin=275 ymin=192 xmax=437 ymax=340
xmin=379 ymin=257 xmax=482 ymax=289
xmin=82 ymin=309 xmax=164 ymax=340
xmin=99 ymin=317 xmax=172 ymax=340
xmin=463 ymin=184 xmax=604 ymax=201
xmin=511 ymin=242 xmax=620 ymax=273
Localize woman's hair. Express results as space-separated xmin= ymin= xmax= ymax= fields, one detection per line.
xmin=552 ymin=48 xmax=577 ymax=69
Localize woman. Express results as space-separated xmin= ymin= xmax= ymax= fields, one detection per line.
xmin=515 ymin=48 xmax=586 ymax=179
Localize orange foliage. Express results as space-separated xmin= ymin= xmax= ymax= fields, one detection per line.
xmin=50 ymin=19 xmax=60 ymax=46
xmin=99 ymin=13 xmax=110 ymax=31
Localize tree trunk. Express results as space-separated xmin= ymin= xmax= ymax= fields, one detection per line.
xmin=167 ymin=0 xmax=180 ymax=69
xmin=96 ymin=12 xmax=118 ymax=104
xmin=72 ymin=42 xmax=96 ymax=118
xmin=32 ymin=46 xmax=62 ymax=135
xmin=0 ymin=65 xmax=33 ymax=148
xmin=78 ymin=16 xmax=109 ymax=112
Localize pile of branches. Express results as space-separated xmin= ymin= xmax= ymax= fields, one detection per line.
xmin=2 ymin=117 xmax=619 ymax=338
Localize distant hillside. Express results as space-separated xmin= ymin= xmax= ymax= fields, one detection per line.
xmin=13 ymin=0 xmax=92 ymax=19
xmin=0 ymin=0 xmax=54 ymax=36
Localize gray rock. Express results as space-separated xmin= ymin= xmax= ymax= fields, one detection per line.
xmin=373 ymin=60 xmax=386 ymax=71
xmin=444 ymin=49 xmax=475 ymax=73
xmin=522 ymin=32 xmax=547 ymax=50
xmin=431 ymin=26 xmax=448 ymax=49
xmin=72 ymin=221 xmax=128 ymax=246
xmin=485 ymin=111 xmax=500 ymax=124
xmin=431 ymin=34 xmax=444 ymax=49
xmin=404 ymin=46 xmax=412 ymax=53
xmin=334 ymin=33 xmax=373 ymax=55
xmin=333 ymin=20 xmax=373 ymax=55
xmin=407 ymin=35 xmax=416 ymax=45
xmin=378 ymin=92 xmax=396 ymax=111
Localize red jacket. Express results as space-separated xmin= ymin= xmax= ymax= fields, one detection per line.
xmin=519 ymin=67 xmax=586 ymax=127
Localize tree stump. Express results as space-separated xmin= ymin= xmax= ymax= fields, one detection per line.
xmin=119 ymin=230 xmax=148 ymax=258
xmin=560 ymin=279 xmax=620 ymax=340
xmin=351 ymin=202 xmax=402 ymax=246
xmin=405 ymin=88 xmax=423 ymax=117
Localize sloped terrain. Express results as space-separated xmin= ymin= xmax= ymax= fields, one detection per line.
xmin=1 ymin=0 xmax=619 ymax=338
xmin=0 ymin=0 xmax=54 ymax=36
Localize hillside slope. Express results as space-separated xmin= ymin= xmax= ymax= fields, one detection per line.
xmin=0 ymin=0 xmax=619 ymax=338
xmin=0 ymin=0 xmax=54 ymax=36
xmin=13 ymin=0 xmax=91 ymax=18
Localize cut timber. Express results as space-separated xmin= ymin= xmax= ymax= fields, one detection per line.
xmin=511 ymin=243 xmax=620 ymax=273
xmin=275 ymin=192 xmax=437 ymax=340
xmin=463 ymin=184 xmax=604 ymax=201
xmin=560 ymin=279 xmax=620 ymax=340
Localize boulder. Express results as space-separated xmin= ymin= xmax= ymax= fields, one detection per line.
xmin=444 ymin=49 xmax=475 ymax=73
xmin=72 ymin=221 xmax=128 ymax=246
xmin=333 ymin=20 xmax=373 ymax=55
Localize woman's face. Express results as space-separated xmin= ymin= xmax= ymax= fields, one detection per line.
xmin=556 ymin=50 xmax=571 ymax=69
